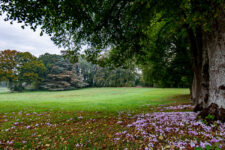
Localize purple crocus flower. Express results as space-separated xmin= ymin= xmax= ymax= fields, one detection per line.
xmin=210 ymin=138 xmax=220 ymax=143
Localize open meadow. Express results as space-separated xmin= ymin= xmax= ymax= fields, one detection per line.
xmin=0 ymin=88 xmax=189 ymax=113
xmin=0 ymin=88 xmax=224 ymax=149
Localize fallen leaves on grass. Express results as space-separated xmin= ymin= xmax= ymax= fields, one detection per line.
xmin=0 ymin=104 xmax=225 ymax=149
xmin=115 ymin=111 xmax=225 ymax=149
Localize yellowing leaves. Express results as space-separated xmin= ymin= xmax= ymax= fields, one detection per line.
xmin=158 ymin=135 xmax=164 ymax=140
xmin=107 ymin=134 xmax=112 ymax=138
xmin=0 ymin=50 xmax=46 ymax=91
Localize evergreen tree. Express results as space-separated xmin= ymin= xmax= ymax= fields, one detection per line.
xmin=39 ymin=53 xmax=87 ymax=91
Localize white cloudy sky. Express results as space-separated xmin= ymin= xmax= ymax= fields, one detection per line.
xmin=0 ymin=15 xmax=61 ymax=57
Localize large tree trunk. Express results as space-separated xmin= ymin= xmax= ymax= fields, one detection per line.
xmin=191 ymin=9 xmax=225 ymax=122
xmin=188 ymin=26 xmax=207 ymax=111
xmin=17 ymin=82 xmax=23 ymax=92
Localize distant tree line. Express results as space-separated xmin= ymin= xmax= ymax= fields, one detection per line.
xmin=38 ymin=53 xmax=140 ymax=91
xmin=0 ymin=50 xmax=140 ymax=91
xmin=0 ymin=81 xmax=7 ymax=87
xmin=0 ymin=49 xmax=192 ymax=92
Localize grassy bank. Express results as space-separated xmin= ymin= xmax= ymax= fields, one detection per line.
xmin=0 ymin=88 xmax=189 ymax=113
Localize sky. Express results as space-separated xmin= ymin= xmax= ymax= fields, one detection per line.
xmin=0 ymin=15 xmax=61 ymax=57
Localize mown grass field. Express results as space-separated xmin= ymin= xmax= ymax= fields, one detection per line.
xmin=1 ymin=88 xmax=224 ymax=149
xmin=0 ymin=87 xmax=8 ymax=93
xmin=0 ymin=87 xmax=189 ymax=113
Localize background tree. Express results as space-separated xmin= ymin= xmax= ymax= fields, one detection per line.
xmin=39 ymin=53 xmax=87 ymax=91
xmin=140 ymin=18 xmax=193 ymax=89
xmin=15 ymin=52 xmax=46 ymax=91
xmin=0 ymin=50 xmax=46 ymax=92
xmin=93 ymin=66 xmax=139 ymax=87
xmin=77 ymin=57 xmax=139 ymax=87
xmin=78 ymin=58 xmax=97 ymax=87
xmin=39 ymin=53 xmax=139 ymax=89
xmin=0 ymin=50 xmax=18 ymax=91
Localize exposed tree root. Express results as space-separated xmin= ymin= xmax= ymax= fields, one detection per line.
xmin=198 ymin=103 xmax=225 ymax=123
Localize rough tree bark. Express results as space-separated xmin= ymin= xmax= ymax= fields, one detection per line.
xmin=188 ymin=26 xmax=206 ymax=110
xmin=191 ymin=9 xmax=225 ymax=122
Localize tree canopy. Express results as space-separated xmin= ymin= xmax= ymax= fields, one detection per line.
xmin=0 ymin=0 xmax=223 ymax=64
xmin=0 ymin=50 xmax=46 ymax=91
xmin=38 ymin=53 xmax=87 ymax=91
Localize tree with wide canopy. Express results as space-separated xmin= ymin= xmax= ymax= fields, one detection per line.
xmin=0 ymin=0 xmax=224 ymax=120
xmin=0 ymin=50 xmax=46 ymax=91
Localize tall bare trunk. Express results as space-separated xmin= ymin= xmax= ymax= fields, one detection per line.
xmin=192 ymin=9 xmax=225 ymax=121
xmin=200 ymin=10 xmax=225 ymax=121
xmin=187 ymin=26 xmax=207 ymax=111
xmin=207 ymin=12 xmax=225 ymax=108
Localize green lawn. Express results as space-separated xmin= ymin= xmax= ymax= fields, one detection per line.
xmin=0 ymin=88 xmax=189 ymax=113
xmin=5 ymin=88 xmax=223 ymax=150
xmin=1 ymin=88 xmax=224 ymax=149
xmin=0 ymin=87 xmax=9 ymax=93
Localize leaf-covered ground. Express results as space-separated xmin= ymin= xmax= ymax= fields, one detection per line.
xmin=0 ymin=103 xmax=225 ymax=149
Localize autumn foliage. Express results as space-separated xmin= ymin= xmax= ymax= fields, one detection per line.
xmin=0 ymin=50 xmax=46 ymax=92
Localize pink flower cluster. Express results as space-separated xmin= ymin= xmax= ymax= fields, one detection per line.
xmin=163 ymin=104 xmax=194 ymax=110
xmin=115 ymin=112 xmax=225 ymax=149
